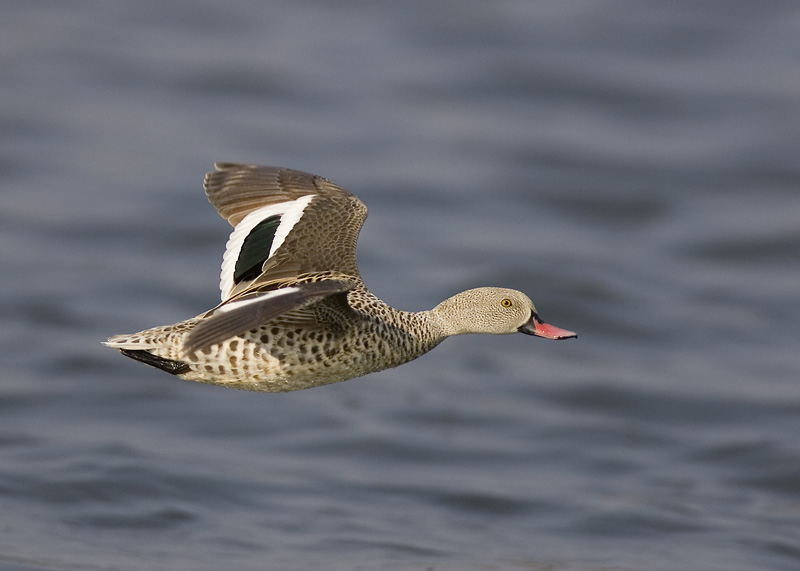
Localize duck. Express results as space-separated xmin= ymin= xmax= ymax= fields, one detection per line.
xmin=104 ymin=163 xmax=576 ymax=392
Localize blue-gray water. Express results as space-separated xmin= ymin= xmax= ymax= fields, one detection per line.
xmin=3 ymin=2 xmax=800 ymax=570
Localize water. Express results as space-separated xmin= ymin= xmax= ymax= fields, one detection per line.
xmin=2 ymin=1 xmax=799 ymax=570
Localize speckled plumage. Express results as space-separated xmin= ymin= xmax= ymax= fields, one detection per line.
xmin=105 ymin=163 xmax=576 ymax=392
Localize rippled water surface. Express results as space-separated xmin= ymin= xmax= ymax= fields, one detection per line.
xmin=2 ymin=2 xmax=800 ymax=570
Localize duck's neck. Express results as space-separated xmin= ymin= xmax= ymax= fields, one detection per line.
xmin=382 ymin=306 xmax=449 ymax=346
xmin=381 ymin=294 xmax=478 ymax=341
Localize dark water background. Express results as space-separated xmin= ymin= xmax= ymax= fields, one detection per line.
xmin=2 ymin=2 xmax=800 ymax=570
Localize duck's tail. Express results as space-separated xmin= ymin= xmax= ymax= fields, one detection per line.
xmin=103 ymin=318 xmax=200 ymax=376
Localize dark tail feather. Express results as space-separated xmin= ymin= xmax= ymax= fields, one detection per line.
xmin=119 ymin=349 xmax=190 ymax=376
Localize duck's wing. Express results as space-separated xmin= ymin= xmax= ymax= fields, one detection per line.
xmin=182 ymin=277 xmax=356 ymax=355
xmin=204 ymin=163 xmax=368 ymax=302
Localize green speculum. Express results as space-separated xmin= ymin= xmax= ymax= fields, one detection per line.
xmin=234 ymin=215 xmax=281 ymax=284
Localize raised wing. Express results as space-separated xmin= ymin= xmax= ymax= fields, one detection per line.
xmin=204 ymin=163 xmax=368 ymax=301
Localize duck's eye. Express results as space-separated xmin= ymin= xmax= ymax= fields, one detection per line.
xmin=501 ymin=298 xmax=512 ymax=308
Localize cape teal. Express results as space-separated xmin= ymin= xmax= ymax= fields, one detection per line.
xmin=104 ymin=163 xmax=576 ymax=392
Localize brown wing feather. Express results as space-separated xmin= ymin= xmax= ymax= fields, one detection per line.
xmin=184 ymin=279 xmax=356 ymax=354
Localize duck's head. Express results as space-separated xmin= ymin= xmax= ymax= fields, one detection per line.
xmin=432 ymin=287 xmax=577 ymax=339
